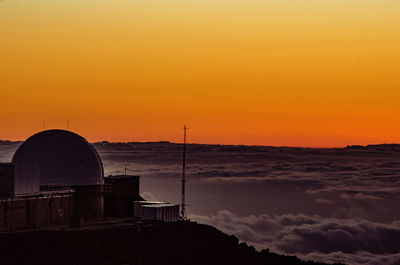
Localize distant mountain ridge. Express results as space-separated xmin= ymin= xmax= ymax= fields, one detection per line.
xmin=2 ymin=139 xmax=400 ymax=150
xmin=345 ymin=144 xmax=400 ymax=151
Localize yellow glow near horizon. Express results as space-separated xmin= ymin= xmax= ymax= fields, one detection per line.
xmin=1 ymin=0 xmax=399 ymax=146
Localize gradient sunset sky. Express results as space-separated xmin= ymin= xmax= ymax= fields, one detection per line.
xmin=1 ymin=0 xmax=399 ymax=146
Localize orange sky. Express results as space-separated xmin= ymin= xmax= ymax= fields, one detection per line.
xmin=1 ymin=0 xmax=399 ymax=147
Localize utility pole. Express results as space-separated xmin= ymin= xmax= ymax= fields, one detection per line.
xmin=180 ymin=124 xmax=188 ymax=220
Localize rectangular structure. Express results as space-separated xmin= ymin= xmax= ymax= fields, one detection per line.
xmin=104 ymin=175 xmax=143 ymax=217
xmin=0 ymin=194 xmax=73 ymax=231
xmin=134 ymin=201 xmax=180 ymax=222
xmin=0 ymin=163 xmax=14 ymax=197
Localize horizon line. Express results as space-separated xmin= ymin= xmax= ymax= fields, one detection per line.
xmin=1 ymin=138 xmax=399 ymax=149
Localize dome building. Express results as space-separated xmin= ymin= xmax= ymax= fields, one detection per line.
xmin=0 ymin=130 xmax=105 ymax=230
xmin=12 ymin=129 xmax=104 ymax=194
xmin=0 ymin=129 xmax=175 ymax=231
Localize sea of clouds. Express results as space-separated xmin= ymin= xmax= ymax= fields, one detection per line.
xmin=192 ymin=210 xmax=400 ymax=265
xmin=2 ymin=141 xmax=400 ymax=265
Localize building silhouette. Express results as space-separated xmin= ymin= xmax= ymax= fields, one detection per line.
xmin=0 ymin=129 xmax=179 ymax=231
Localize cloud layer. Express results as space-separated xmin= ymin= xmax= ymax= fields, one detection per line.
xmin=191 ymin=210 xmax=400 ymax=265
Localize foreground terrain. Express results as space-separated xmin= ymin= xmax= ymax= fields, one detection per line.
xmin=0 ymin=221 xmax=344 ymax=265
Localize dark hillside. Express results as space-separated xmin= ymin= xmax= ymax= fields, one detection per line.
xmin=0 ymin=221 xmax=344 ymax=265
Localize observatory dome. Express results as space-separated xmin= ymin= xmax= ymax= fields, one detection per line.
xmin=12 ymin=130 xmax=103 ymax=194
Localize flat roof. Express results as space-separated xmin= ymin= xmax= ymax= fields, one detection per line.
xmin=136 ymin=201 xmax=168 ymax=204
xmin=141 ymin=204 xmax=179 ymax=208
xmin=106 ymin=175 xmax=140 ymax=180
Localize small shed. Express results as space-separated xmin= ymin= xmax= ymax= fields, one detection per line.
xmin=134 ymin=201 xmax=180 ymax=222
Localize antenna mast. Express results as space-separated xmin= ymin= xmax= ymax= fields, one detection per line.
xmin=180 ymin=124 xmax=188 ymax=220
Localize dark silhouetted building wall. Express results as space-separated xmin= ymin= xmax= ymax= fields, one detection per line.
xmin=104 ymin=175 xmax=143 ymax=217
xmin=72 ymin=185 xmax=104 ymax=221
xmin=0 ymin=163 xmax=14 ymax=197
xmin=0 ymin=194 xmax=72 ymax=231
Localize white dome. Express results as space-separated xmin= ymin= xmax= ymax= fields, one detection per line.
xmin=12 ymin=130 xmax=103 ymax=194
